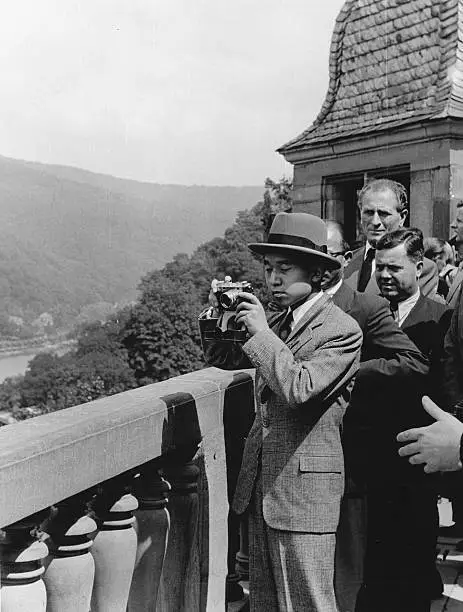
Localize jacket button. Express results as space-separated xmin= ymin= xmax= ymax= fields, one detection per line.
xmin=262 ymin=417 xmax=270 ymax=428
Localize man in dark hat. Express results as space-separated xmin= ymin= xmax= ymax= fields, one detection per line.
xmin=201 ymin=212 xmax=362 ymax=611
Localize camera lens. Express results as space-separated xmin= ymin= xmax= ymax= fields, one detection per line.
xmin=219 ymin=289 xmax=239 ymax=310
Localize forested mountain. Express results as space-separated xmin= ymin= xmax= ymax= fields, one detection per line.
xmin=0 ymin=178 xmax=292 ymax=420
xmin=0 ymin=155 xmax=262 ymax=326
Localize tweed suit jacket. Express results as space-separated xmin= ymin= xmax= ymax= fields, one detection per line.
xmin=231 ymin=293 xmax=362 ymax=533
xmin=344 ymin=247 xmax=438 ymax=299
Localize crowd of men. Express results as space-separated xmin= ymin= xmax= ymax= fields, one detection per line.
xmin=200 ymin=178 xmax=463 ymax=612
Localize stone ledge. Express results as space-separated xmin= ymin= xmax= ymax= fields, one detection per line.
xmin=0 ymin=367 xmax=254 ymax=527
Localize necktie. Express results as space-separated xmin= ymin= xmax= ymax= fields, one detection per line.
xmin=390 ymin=301 xmax=399 ymax=322
xmin=357 ymin=248 xmax=376 ymax=292
xmin=278 ymin=309 xmax=293 ymax=341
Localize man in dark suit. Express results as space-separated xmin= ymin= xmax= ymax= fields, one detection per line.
xmin=344 ymin=178 xmax=438 ymax=298
xmin=361 ymin=228 xmax=451 ymax=612
xmin=322 ymin=221 xmax=430 ymax=611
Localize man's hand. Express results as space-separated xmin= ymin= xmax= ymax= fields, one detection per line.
xmin=397 ymin=396 xmax=463 ymax=473
xmin=235 ymin=292 xmax=269 ymax=336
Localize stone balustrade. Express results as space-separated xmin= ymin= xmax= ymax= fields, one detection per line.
xmin=0 ymin=367 xmax=254 ymax=611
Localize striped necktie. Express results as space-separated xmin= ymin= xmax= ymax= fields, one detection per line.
xmin=278 ymin=310 xmax=294 ymax=341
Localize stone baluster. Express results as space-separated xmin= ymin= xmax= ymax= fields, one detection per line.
xmin=42 ymin=495 xmax=97 ymax=612
xmin=90 ymin=474 xmax=138 ymax=612
xmin=157 ymin=460 xmax=200 ymax=612
xmin=127 ymin=462 xmax=170 ymax=612
xmin=223 ymin=372 xmax=254 ymax=602
xmin=0 ymin=513 xmax=49 ymax=611
xmin=236 ymin=517 xmax=249 ymax=581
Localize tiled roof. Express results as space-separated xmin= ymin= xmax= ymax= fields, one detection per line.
xmin=280 ymin=0 xmax=463 ymax=154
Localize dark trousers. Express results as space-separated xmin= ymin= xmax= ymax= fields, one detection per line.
xmin=355 ymin=484 xmax=438 ymax=612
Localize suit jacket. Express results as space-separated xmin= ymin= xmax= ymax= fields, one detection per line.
xmin=401 ymin=294 xmax=452 ymax=405
xmin=331 ymin=282 xmax=430 ymax=484
xmin=443 ymin=286 xmax=463 ymax=411
xmin=203 ymin=293 xmax=362 ymax=533
xmin=344 ymin=247 xmax=438 ymax=299
xmin=446 ymin=264 xmax=463 ymax=308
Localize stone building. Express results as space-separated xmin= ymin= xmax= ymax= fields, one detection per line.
xmin=278 ymin=0 xmax=463 ymax=245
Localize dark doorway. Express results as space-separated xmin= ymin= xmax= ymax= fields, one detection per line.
xmin=322 ymin=165 xmax=410 ymax=248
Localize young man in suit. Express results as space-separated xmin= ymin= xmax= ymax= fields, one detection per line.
xmin=201 ymin=213 xmax=362 ymax=612
xmin=322 ymin=221 xmax=430 ymax=611
xmin=344 ymin=178 xmax=438 ymax=298
xmin=361 ymin=228 xmax=451 ymax=611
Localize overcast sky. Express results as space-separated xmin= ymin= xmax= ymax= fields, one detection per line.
xmin=0 ymin=1 xmax=345 ymax=186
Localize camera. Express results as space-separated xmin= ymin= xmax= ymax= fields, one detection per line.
xmin=212 ymin=276 xmax=254 ymax=312
xmin=198 ymin=276 xmax=254 ymax=354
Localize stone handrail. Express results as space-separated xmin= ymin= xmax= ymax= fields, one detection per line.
xmin=0 ymin=367 xmax=255 ymax=611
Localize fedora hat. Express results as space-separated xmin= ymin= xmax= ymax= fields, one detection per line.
xmin=248 ymin=212 xmax=340 ymax=269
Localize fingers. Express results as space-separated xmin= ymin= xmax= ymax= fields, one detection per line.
xmin=396 ymin=428 xmax=423 ymax=443
xmin=238 ymin=291 xmax=259 ymax=304
xmin=397 ymin=441 xmax=421 ymax=457
xmin=421 ymin=395 xmax=447 ymax=421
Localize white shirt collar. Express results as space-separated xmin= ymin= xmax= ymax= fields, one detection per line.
xmin=290 ymin=291 xmax=324 ymax=330
xmin=395 ymin=289 xmax=421 ymax=327
xmin=324 ymin=278 xmax=343 ymax=297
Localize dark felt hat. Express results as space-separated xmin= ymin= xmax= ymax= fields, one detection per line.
xmin=248 ymin=212 xmax=340 ymax=269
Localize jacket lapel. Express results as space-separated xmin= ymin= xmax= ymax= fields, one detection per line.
xmin=400 ymin=294 xmax=425 ymax=329
xmin=446 ymin=266 xmax=463 ymax=306
xmin=286 ymin=293 xmax=330 ymax=353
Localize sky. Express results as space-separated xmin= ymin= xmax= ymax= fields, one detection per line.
xmin=0 ymin=0 xmax=346 ymax=186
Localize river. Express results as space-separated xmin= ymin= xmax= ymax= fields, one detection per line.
xmin=0 ymin=353 xmax=37 ymax=382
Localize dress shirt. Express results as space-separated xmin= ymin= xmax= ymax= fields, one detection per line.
xmin=325 ymin=279 xmax=343 ymax=297
xmin=289 ymin=291 xmax=324 ymax=331
xmin=393 ymin=289 xmax=421 ymax=327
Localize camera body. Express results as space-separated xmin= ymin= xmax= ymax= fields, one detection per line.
xmin=199 ymin=276 xmax=254 ymax=355
xmin=212 ymin=277 xmax=254 ymax=312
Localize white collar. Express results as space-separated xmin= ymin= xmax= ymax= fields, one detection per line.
xmin=324 ymin=278 xmax=343 ymax=297
xmin=364 ymin=242 xmax=376 ymax=259
xmin=290 ymin=291 xmax=324 ymax=330
xmin=395 ymin=289 xmax=421 ymax=327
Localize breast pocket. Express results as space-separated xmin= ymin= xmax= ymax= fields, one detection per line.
xmin=298 ymin=455 xmax=344 ymax=501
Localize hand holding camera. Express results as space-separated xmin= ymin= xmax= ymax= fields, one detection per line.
xmin=235 ymin=292 xmax=269 ymax=336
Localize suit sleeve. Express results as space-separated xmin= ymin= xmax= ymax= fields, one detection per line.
xmin=356 ymin=300 xmax=429 ymax=385
xmin=442 ymin=293 xmax=463 ymax=410
xmin=242 ymin=321 xmax=362 ymax=409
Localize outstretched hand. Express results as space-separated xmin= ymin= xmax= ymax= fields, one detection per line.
xmin=235 ymin=292 xmax=269 ymax=336
xmin=397 ymin=396 xmax=463 ymax=473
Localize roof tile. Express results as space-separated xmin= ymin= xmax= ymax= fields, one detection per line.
xmin=280 ymin=0 xmax=463 ymax=153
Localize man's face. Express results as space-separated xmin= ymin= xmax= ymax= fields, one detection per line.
xmin=451 ymin=206 xmax=463 ymax=244
xmin=375 ymin=243 xmax=422 ymax=303
xmin=264 ymin=253 xmax=320 ymax=308
xmin=359 ymin=188 xmax=408 ymax=247
xmin=321 ymin=226 xmax=351 ymax=289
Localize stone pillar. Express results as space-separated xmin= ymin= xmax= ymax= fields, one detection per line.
xmin=128 ymin=463 xmax=170 ymax=612
xmin=42 ymin=496 xmax=97 ymax=612
xmin=90 ymin=475 xmax=139 ymax=612
xmin=223 ymin=372 xmax=254 ymax=604
xmin=0 ymin=514 xmax=49 ymax=611
xmin=235 ymin=519 xmax=249 ymax=581
xmin=157 ymin=461 xmax=200 ymax=612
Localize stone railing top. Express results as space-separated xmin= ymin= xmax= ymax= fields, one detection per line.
xmin=0 ymin=367 xmax=253 ymax=528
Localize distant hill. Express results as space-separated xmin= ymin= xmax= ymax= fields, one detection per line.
xmin=0 ymin=155 xmax=262 ymax=326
